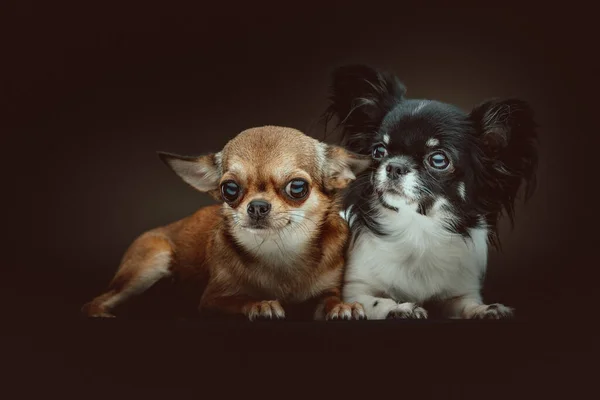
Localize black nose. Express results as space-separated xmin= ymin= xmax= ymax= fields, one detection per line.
xmin=386 ymin=162 xmax=410 ymax=180
xmin=247 ymin=200 xmax=271 ymax=219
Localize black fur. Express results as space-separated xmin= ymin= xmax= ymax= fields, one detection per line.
xmin=324 ymin=65 xmax=538 ymax=248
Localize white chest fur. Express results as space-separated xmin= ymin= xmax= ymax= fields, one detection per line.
xmin=344 ymin=195 xmax=488 ymax=303
xmin=233 ymin=225 xmax=309 ymax=266
xmin=232 ymin=223 xmax=337 ymax=303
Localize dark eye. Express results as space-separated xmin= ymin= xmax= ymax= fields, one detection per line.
xmin=221 ymin=181 xmax=241 ymax=202
xmin=285 ymin=179 xmax=309 ymax=199
xmin=427 ymin=152 xmax=450 ymax=170
xmin=372 ymin=144 xmax=387 ymax=160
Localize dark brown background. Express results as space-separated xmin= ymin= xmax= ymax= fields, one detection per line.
xmin=5 ymin=0 xmax=595 ymax=318
xmin=2 ymin=1 xmax=597 ymax=396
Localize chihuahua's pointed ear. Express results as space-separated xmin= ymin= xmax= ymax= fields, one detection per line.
xmin=324 ymin=64 xmax=406 ymax=154
xmin=324 ymin=145 xmax=372 ymax=191
xmin=158 ymin=151 xmax=222 ymax=195
xmin=470 ymin=98 xmax=538 ymax=223
xmin=470 ymin=98 xmax=537 ymax=156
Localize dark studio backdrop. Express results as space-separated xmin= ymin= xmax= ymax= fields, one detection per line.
xmin=3 ymin=1 xmax=597 ymax=397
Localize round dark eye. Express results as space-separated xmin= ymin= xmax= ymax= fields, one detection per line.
xmin=285 ymin=179 xmax=309 ymax=199
xmin=221 ymin=181 xmax=241 ymax=202
xmin=427 ymin=152 xmax=450 ymax=170
xmin=372 ymin=144 xmax=387 ymax=160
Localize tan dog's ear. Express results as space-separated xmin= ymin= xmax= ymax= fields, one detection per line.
xmin=158 ymin=151 xmax=222 ymax=197
xmin=324 ymin=145 xmax=372 ymax=191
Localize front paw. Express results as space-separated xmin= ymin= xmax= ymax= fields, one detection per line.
xmin=386 ymin=302 xmax=428 ymax=319
xmin=471 ymin=303 xmax=514 ymax=319
xmin=326 ymin=302 xmax=366 ymax=320
xmin=81 ymin=302 xmax=116 ymax=318
xmin=244 ymin=300 xmax=286 ymax=321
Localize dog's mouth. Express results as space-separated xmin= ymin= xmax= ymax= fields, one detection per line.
xmin=240 ymin=218 xmax=292 ymax=232
xmin=376 ymin=186 xmax=402 ymax=196
xmin=376 ymin=184 xmax=408 ymax=199
xmin=243 ymin=221 xmax=271 ymax=230
xmin=375 ymin=185 xmax=419 ymax=205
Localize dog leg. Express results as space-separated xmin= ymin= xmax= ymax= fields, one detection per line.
xmin=82 ymin=232 xmax=173 ymax=317
xmin=442 ymin=294 xmax=514 ymax=319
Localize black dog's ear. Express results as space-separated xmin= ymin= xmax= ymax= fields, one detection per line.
xmin=470 ymin=99 xmax=536 ymax=157
xmin=323 ymin=64 xmax=406 ymax=153
xmin=470 ymin=99 xmax=539 ymax=226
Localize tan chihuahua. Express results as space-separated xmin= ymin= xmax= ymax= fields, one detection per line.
xmin=82 ymin=126 xmax=370 ymax=321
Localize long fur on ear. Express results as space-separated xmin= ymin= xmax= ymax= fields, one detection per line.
xmin=158 ymin=151 xmax=222 ymax=198
xmin=322 ymin=64 xmax=406 ymax=154
xmin=324 ymin=145 xmax=372 ymax=191
xmin=470 ymin=98 xmax=538 ymax=239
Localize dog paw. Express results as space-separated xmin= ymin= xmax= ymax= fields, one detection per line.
xmin=326 ymin=302 xmax=367 ymax=320
xmin=471 ymin=303 xmax=514 ymax=319
xmin=89 ymin=312 xmax=116 ymax=318
xmin=386 ymin=302 xmax=428 ymax=319
xmin=81 ymin=302 xmax=116 ymax=318
xmin=245 ymin=300 xmax=285 ymax=321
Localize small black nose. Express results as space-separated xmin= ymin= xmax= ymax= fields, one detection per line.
xmin=247 ymin=200 xmax=271 ymax=219
xmin=386 ymin=162 xmax=410 ymax=180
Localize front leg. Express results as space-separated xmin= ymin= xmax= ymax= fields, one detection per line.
xmin=343 ymin=282 xmax=427 ymax=320
xmin=200 ymin=286 xmax=285 ymax=321
xmin=313 ymin=288 xmax=366 ymax=321
xmin=441 ymin=294 xmax=514 ymax=319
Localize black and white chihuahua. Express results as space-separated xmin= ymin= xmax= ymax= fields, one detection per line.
xmin=324 ymin=65 xmax=538 ymax=319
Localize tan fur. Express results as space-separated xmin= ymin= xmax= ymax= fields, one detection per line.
xmin=82 ymin=126 xmax=371 ymax=320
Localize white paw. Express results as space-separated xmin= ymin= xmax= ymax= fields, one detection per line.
xmin=386 ymin=302 xmax=428 ymax=319
xmin=245 ymin=300 xmax=286 ymax=321
xmin=326 ymin=302 xmax=367 ymax=320
xmin=471 ymin=303 xmax=514 ymax=319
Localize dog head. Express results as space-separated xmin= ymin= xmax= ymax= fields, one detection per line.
xmin=324 ymin=65 xmax=538 ymax=243
xmin=159 ymin=126 xmax=370 ymax=240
